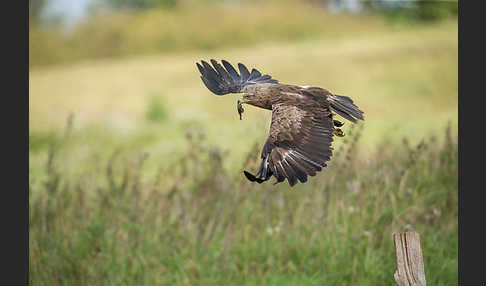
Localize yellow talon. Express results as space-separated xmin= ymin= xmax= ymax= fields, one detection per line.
xmin=333 ymin=128 xmax=345 ymax=137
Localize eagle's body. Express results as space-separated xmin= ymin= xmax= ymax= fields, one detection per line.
xmin=197 ymin=59 xmax=364 ymax=187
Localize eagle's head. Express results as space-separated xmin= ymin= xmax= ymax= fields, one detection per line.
xmin=238 ymin=84 xmax=274 ymax=110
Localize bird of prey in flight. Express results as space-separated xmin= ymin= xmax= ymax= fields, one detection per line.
xmin=196 ymin=59 xmax=364 ymax=187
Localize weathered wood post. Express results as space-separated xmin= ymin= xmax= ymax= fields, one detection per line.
xmin=393 ymin=232 xmax=426 ymax=286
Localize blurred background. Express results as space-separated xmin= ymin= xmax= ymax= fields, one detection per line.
xmin=29 ymin=0 xmax=458 ymax=285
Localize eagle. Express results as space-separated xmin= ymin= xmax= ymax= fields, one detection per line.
xmin=196 ymin=59 xmax=364 ymax=187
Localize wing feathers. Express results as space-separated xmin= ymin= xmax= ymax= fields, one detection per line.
xmin=200 ymin=76 xmax=223 ymax=95
xmin=210 ymin=59 xmax=233 ymax=87
xmin=245 ymin=103 xmax=335 ymax=187
xmin=286 ymin=153 xmax=313 ymax=178
xmin=283 ymin=157 xmax=308 ymax=184
xmin=221 ymin=60 xmax=240 ymax=82
xmin=237 ymin=63 xmax=250 ymax=83
xmin=197 ymin=59 xmax=279 ymax=95
xmin=248 ymin=68 xmax=262 ymax=82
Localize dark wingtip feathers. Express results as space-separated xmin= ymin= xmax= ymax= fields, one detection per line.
xmin=197 ymin=59 xmax=279 ymax=96
xmin=243 ymin=171 xmax=266 ymax=184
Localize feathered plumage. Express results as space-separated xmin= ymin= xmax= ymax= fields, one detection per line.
xmin=196 ymin=59 xmax=278 ymax=95
xmin=196 ymin=59 xmax=364 ymax=187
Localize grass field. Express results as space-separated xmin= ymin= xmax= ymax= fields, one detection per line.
xmin=29 ymin=3 xmax=457 ymax=285
xmin=29 ymin=123 xmax=458 ymax=285
xmin=29 ymin=18 xmax=457 ymax=169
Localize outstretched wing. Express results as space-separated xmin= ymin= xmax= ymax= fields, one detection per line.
xmin=196 ymin=59 xmax=279 ymax=95
xmin=244 ymin=101 xmax=334 ymax=187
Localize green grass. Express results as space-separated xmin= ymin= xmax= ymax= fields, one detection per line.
xmin=146 ymin=94 xmax=169 ymax=123
xmin=29 ymin=123 xmax=457 ymax=285
xmin=29 ymin=4 xmax=457 ymax=284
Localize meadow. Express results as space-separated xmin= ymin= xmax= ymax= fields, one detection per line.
xmin=29 ymin=2 xmax=457 ymax=285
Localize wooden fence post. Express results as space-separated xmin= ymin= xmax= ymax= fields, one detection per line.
xmin=393 ymin=232 xmax=427 ymax=286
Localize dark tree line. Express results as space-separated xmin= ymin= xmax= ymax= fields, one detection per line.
xmin=29 ymin=0 xmax=457 ymax=26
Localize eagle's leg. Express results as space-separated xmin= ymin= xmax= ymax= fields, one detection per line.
xmin=333 ymin=128 xmax=345 ymax=137
xmin=328 ymin=112 xmax=344 ymax=127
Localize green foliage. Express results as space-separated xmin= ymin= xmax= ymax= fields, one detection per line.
xmin=29 ymin=131 xmax=60 ymax=153
xmin=368 ymin=0 xmax=458 ymax=22
xmin=29 ymin=1 xmax=458 ymax=66
xmin=29 ymin=123 xmax=458 ymax=285
xmin=146 ymin=95 xmax=169 ymax=123
xmin=416 ymin=0 xmax=458 ymax=21
xmin=29 ymin=1 xmax=387 ymax=67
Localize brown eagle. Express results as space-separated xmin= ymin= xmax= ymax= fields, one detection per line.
xmin=196 ymin=59 xmax=364 ymax=187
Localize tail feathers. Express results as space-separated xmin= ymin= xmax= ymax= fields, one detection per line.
xmin=328 ymin=94 xmax=364 ymax=123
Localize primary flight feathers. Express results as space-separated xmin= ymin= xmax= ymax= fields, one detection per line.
xmin=196 ymin=59 xmax=279 ymax=95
